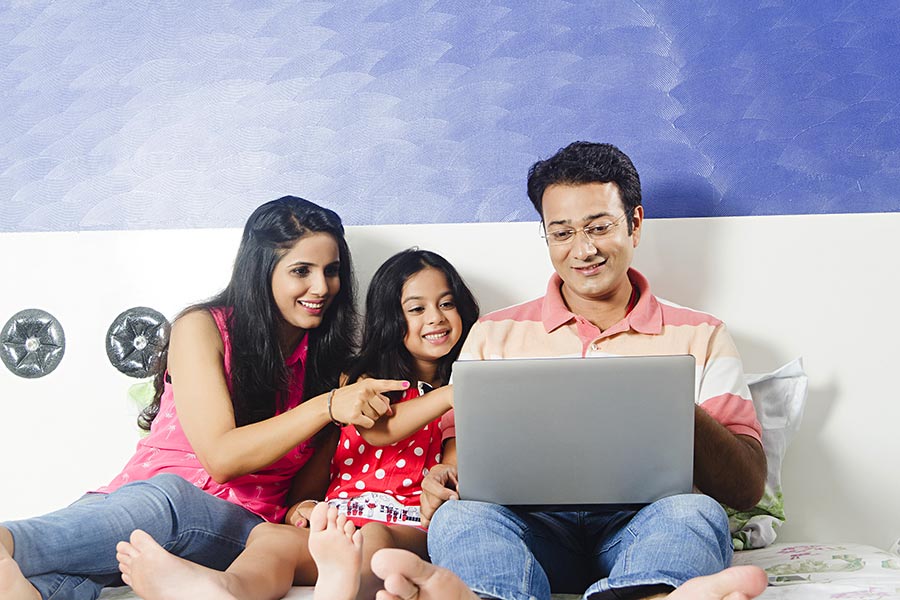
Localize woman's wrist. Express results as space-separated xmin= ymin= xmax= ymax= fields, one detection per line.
xmin=327 ymin=388 xmax=347 ymax=427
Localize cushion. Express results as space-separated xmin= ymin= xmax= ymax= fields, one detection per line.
xmin=728 ymin=358 xmax=808 ymax=550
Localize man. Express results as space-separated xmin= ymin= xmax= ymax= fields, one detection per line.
xmin=421 ymin=142 xmax=767 ymax=600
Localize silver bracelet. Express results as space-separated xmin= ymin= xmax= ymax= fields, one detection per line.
xmin=327 ymin=388 xmax=347 ymax=427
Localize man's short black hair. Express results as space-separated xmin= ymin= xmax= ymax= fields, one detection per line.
xmin=527 ymin=142 xmax=642 ymax=232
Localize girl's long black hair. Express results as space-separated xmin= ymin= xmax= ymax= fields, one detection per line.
xmin=346 ymin=249 xmax=479 ymax=387
xmin=140 ymin=196 xmax=358 ymax=430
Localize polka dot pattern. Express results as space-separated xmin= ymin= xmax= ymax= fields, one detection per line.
xmin=325 ymin=384 xmax=445 ymax=516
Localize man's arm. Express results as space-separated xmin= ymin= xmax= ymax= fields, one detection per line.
xmin=691 ymin=322 xmax=767 ymax=510
xmin=693 ymin=405 xmax=766 ymax=510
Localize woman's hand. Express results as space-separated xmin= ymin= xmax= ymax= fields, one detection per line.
xmin=285 ymin=500 xmax=319 ymax=527
xmin=330 ymin=379 xmax=410 ymax=429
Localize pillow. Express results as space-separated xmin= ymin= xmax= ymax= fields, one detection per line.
xmin=727 ymin=358 xmax=808 ymax=550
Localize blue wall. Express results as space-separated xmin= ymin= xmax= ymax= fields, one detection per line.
xmin=1 ymin=0 xmax=898 ymax=232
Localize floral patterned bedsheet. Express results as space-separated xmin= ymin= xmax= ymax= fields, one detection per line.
xmin=732 ymin=542 xmax=900 ymax=599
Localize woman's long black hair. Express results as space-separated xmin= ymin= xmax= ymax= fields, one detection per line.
xmin=139 ymin=196 xmax=358 ymax=430
xmin=346 ymin=249 xmax=478 ymax=388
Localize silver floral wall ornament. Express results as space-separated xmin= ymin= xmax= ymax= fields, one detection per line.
xmin=106 ymin=307 xmax=170 ymax=378
xmin=1 ymin=309 xmax=66 ymax=378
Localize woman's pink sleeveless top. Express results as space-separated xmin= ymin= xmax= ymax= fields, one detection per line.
xmin=95 ymin=307 xmax=315 ymax=523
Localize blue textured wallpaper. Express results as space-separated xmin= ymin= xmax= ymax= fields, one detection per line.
xmin=1 ymin=1 xmax=898 ymax=232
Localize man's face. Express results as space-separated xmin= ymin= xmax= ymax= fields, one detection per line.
xmin=541 ymin=182 xmax=643 ymax=308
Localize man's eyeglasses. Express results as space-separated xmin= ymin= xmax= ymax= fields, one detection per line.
xmin=540 ymin=212 xmax=629 ymax=246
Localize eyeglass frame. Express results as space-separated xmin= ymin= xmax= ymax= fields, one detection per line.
xmin=539 ymin=211 xmax=631 ymax=246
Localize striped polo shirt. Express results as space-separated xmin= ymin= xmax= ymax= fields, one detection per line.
xmin=441 ymin=268 xmax=761 ymax=442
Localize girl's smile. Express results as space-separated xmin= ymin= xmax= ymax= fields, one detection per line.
xmin=401 ymin=267 xmax=463 ymax=383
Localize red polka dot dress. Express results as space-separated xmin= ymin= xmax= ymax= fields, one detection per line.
xmin=325 ymin=382 xmax=444 ymax=529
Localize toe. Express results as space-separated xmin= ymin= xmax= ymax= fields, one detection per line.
xmin=309 ymin=502 xmax=329 ymax=533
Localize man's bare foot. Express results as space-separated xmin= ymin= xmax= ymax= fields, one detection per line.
xmin=666 ymin=565 xmax=768 ymax=600
xmin=370 ymin=548 xmax=480 ymax=600
xmin=116 ymin=529 xmax=239 ymax=600
xmin=308 ymin=503 xmax=363 ymax=600
xmin=0 ymin=543 xmax=40 ymax=600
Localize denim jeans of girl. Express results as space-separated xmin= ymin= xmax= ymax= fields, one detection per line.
xmin=427 ymin=494 xmax=733 ymax=600
xmin=2 ymin=473 xmax=264 ymax=600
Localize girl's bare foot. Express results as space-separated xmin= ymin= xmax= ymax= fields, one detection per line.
xmin=116 ymin=529 xmax=239 ymax=600
xmin=309 ymin=503 xmax=363 ymax=600
xmin=370 ymin=548 xmax=480 ymax=600
xmin=0 ymin=543 xmax=40 ymax=600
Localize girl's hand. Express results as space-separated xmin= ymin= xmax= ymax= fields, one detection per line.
xmin=330 ymin=379 xmax=409 ymax=429
xmin=286 ymin=500 xmax=319 ymax=527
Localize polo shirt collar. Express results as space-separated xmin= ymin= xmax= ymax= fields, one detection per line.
xmin=541 ymin=268 xmax=662 ymax=335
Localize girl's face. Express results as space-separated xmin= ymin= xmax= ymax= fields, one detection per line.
xmin=271 ymin=232 xmax=341 ymax=340
xmin=401 ymin=267 xmax=463 ymax=382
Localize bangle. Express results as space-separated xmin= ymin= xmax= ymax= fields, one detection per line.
xmin=327 ymin=388 xmax=347 ymax=428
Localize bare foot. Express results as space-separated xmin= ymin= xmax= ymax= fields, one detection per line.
xmin=370 ymin=548 xmax=480 ymax=600
xmin=116 ymin=529 xmax=239 ymax=600
xmin=0 ymin=543 xmax=40 ymax=600
xmin=667 ymin=565 xmax=768 ymax=600
xmin=308 ymin=503 xmax=363 ymax=600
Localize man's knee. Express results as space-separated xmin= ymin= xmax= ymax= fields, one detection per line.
xmin=431 ymin=501 xmax=483 ymax=533
xmin=429 ymin=500 xmax=521 ymax=542
xmin=651 ymin=494 xmax=729 ymax=529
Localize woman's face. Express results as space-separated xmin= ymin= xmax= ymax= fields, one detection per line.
xmin=271 ymin=232 xmax=341 ymax=338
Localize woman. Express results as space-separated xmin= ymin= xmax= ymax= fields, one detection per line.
xmin=0 ymin=196 xmax=408 ymax=600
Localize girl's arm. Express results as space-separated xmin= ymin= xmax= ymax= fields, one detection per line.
xmin=357 ymin=385 xmax=453 ymax=447
xmin=171 ymin=310 xmax=405 ymax=483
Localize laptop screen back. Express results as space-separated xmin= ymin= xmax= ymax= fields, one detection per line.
xmin=452 ymin=355 xmax=695 ymax=509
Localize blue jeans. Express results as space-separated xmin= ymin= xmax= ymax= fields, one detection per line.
xmin=427 ymin=495 xmax=733 ymax=600
xmin=2 ymin=473 xmax=264 ymax=600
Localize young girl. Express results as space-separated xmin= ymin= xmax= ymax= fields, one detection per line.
xmin=0 ymin=196 xmax=408 ymax=600
xmin=114 ymin=248 xmax=479 ymax=600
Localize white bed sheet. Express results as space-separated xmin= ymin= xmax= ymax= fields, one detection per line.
xmin=98 ymin=542 xmax=900 ymax=600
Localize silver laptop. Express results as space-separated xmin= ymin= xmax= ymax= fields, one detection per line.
xmin=453 ymin=355 xmax=695 ymax=509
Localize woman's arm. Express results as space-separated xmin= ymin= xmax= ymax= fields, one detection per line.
xmin=357 ymin=385 xmax=453 ymax=447
xmin=287 ymin=428 xmax=339 ymax=507
xmin=171 ymin=311 xmax=406 ymax=483
xmin=283 ymin=428 xmax=340 ymax=527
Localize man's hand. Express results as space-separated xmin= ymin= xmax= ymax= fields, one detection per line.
xmin=420 ymin=463 xmax=459 ymax=527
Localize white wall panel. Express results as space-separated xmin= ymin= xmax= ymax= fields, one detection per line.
xmin=1 ymin=214 xmax=898 ymax=548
